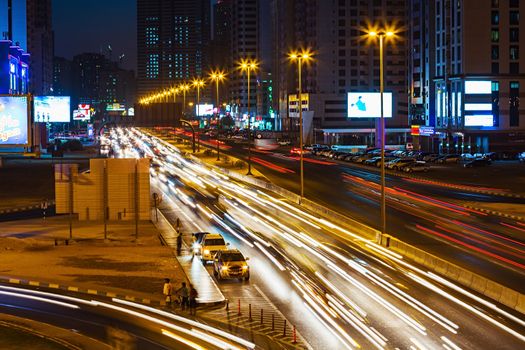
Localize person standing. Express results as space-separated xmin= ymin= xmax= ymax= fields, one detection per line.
xmin=189 ymin=284 xmax=198 ymax=315
xmin=176 ymin=233 xmax=183 ymax=256
xmin=176 ymin=282 xmax=189 ymax=311
xmin=163 ymin=278 xmax=173 ymax=307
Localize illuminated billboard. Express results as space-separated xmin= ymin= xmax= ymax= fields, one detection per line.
xmin=34 ymin=96 xmax=71 ymax=122
xmin=106 ymin=103 xmax=125 ymax=112
xmin=464 ymin=81 xmax=491 ymax=94
xmin=73 ymin=104 xmax=91 ymax=121
xmin=0 ymin=96 xmax=29 ymax=146
xmin=196 ymin=104 xmax=214 ymax=116
xmin=347 ymin=92 xmax=393 ymax=118
xmin=465 ymin=115 xmax=494 ymax=127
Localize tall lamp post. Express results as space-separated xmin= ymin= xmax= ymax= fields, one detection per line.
xmin=239 ymin=58 xmax=258 ymax=175
xmin=192 ymin=78 xmax=205 ymax=119
xmin=368 ymin=29 xmax=394 ymax=243
xmin=210 ymin=70 xmax=226 ymax=160
xmin=180 ymin=83 xmax=190 ymax=117
xmin=289 ymin=49 xmax=313 ymax=200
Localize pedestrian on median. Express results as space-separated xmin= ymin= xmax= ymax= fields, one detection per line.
xmin=176 ymin=282 xmax=189 ymax=311
xmin=176 ymin=232 xmax=183 ymax=256
xmin=163 ymin=278 xmax=173 ymax=307
xmin=189 ymin=284 xmax=198 ymax=315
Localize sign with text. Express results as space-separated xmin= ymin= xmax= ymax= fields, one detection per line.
xmin=0 ymin=96 xmax=29 ymax=146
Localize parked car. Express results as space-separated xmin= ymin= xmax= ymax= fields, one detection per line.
xmin=386 ymin=158 xmax=416 ymax=170
xmin=436 ymin=154 xmax=461 ymax=164
xmin=423 ymin=154 xmax=441 ymax=162
xmin=461 ymin=153 xmax=475 ymax=161
xmin=401 ymin=161 xmax=430 ymax=173
xmin=464 ymin=158 xmax=492 ymax=168
xmin=353 ymin=154 xmax=374 ymax=163
xmin=375 ymin=156 xmax=397 ymax=167
xmin=364 ymin=156 xmax=382 ymax=166
xmin=519 ymin=152 xmax=525 ymax=163
xmin=213 ymin=249 xmax=250 ymax=281
xmin=277 ymin=139 xmax=291 ymax=146
xmin=198 ymin=233 xmax=229 ymax=263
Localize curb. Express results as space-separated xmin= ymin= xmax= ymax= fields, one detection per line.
xmin=0 ymin=275 xmax=162 ymax=306
xmin=463 ymin=205 xmax=525 ymax=222
xmin=0 ymin=200 xmax=56 ymax=215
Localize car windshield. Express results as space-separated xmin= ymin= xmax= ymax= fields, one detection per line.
xmin=205 ymin=238 xmax=225 ymax=246
xmin=221 ymin=253 xmax=245 ymax=262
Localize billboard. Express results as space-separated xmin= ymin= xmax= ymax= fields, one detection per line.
xmin=347 ymin=92 xmax=393 ymax=118
xmin=106 ymin=103 xmax=125 ymax=112
xmin=465 ymin=81 xmax=491 ymax=94
xmin=196 ymin=104 xmax=214 ymax=116
xmin=73 ymin=104 xmax=91 ymax=121
xmin=34 ymin=96 xmax=71 ymax=122
xmin=0 ymin=96 xmax=29 ymax=146
xmin=465 ymin=115 xmax=494 ymax=127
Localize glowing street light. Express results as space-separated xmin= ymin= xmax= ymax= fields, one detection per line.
xmin=179 ymin=83 xmax=190 ymax=116
xmin=239 ymin=58 xmax=259 ymax=175
xmin=209 ymin=70 xmax=227 ymax=160
xmin=288 ymin=49 xmax=313 ymax=200
xmin=367 ymin=27 xmax=397 ymax=243
xmin=192 ymin=78 xmax=206 ymax=117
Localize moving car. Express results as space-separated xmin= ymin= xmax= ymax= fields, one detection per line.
xmin=464 ymin=158 xmax=492 ymax=168
xmin=198 ymin=233 xmax=229 ymax=263
xmin=401 ymin=161 xmax=430 ymax=173
xmin=519 ymin=152 xmax=525 ymax=163
xmin=213 ymin=249 xmax=250 ymax=281
xmin=290 ymin=147 xmax=311 ymax=155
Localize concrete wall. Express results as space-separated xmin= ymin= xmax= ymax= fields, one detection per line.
xmin=55 ymin=158 xmax=151 ymax=221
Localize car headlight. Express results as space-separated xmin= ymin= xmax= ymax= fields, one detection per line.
xmin=204 ymin=249 xmax=210 ymax=255
xmin=221 ymin=266 xmax=228 ymax=271
xmin=242 ymin=265 xmax=248 ymax=270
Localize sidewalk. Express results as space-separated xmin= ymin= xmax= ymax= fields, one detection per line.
xmin=153 ymin=206 xmax=226 ymax=305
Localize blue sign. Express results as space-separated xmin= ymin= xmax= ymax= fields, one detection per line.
xmin=0 ymin=96 xmax=29 ymax=146
xmin=419 ymin=126 xmax=435 ymax=136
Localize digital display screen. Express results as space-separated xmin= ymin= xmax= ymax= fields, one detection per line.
xmin=196 ymin=104 xmax=214 ymax=116
xmin=464 ymin=103 xmax=492 ymax=111
xmin=464 ymin=81 xmax=491 ymax=94
xmin=0 ymin=96 xmax=29 ymax=146
xmin=465 ymin=114 xmax=494 ymax=127
xmin=34 ymin=96 xmax=71 ymax=122
xmin=347 ymin=92 xmax=393 ymax=118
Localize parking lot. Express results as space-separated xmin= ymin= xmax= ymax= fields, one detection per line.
xmin=311 ymin=147 xmax=525 ymax=194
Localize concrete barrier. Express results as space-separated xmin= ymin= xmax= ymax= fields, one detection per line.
xmin=387 ymin=235 xmax=524 ymax=315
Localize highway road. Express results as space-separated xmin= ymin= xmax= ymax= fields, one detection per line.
xmin=111 ymin=127 xmax=525 ymax=350
xmin=0 ymin=283 xmax=256 ymax=350
xmin=163 ymin=129 xmax=525 ymax=293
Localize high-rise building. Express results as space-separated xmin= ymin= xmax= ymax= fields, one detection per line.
xmin=63 ymin=53 xmax=136 ymax=112
xmin=429 ymin=0 xmax=525 ymax=153
xmin=136 ymin=0 xmax=211 ymax=97
xmin=230 ymin=0 xmax=259 ymax=120
xmin=271 ymin=0 xmax=409 ymax=144
xmin=53 ymin=56 xmax=72 ymax=97
xmin=0 ymin=0 xmax=53 ymax=95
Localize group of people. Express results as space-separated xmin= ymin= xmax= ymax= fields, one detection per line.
xmin=163 ymin=279 xmax=198 ymax=315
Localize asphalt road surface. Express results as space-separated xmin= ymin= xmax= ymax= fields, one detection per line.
xmin=111 ymin=128 xmax=525 ymax=350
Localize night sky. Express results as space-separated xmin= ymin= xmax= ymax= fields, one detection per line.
xmin=52 ymin=0 xmax=137 ymax=71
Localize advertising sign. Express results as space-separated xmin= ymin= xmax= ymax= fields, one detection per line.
xmin=106 ymin=103 xmax=125 ymax=112
xmin=464 ymin=81 xmax=491 ymax=94
xmin=196 ymin=104 xmax=214 ymax=116
xmin=34 ymin=96 xmax=71 ymax=122
xmin=73 ymin=104 xmax=91 ymax=121
xmin=0 ymin=96 xmax=29 ymax=146
xmin=465 ymin=115 xmax=494 ymax=127
xmin=347 ymin=92 xmax=393 ymax=118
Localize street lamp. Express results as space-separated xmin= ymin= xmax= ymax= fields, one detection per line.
xmin=180 ymin=83 xmax=190 ymax=116
xmin=192 ymin=78 xmax=206 ymax=118
xmin=289 ymin=49 xmax=313 ymax=200
xmin=239 ymin=58 xmax=259 ymax=175
xmin=210 ymin=70 xmax=226 ymax=160
xmin=368 ymin=29 xmax=395 ymax=243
